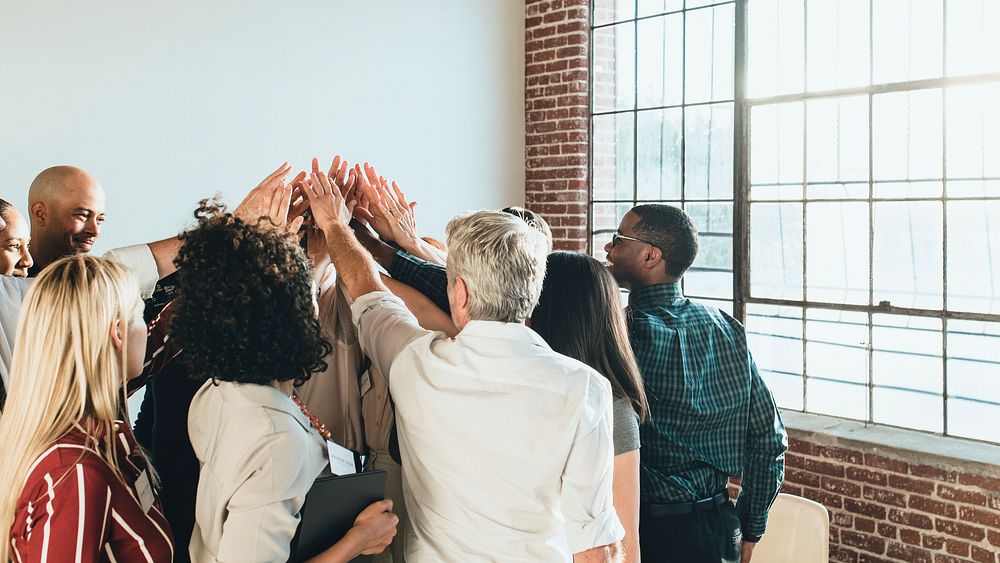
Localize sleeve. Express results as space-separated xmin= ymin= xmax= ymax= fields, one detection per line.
xmin=214 ymin=432 xmax=323 ymax=563
xmin=734 ymin=350 xmax=789 ymax=541
xmin=561 ymin=377 xmax=625 ymax=553
xmin=126 ymin=302 xmax=182 ymax=394
xmin=350 ymin=291 xmax=434 ymax=384
xmin=103 ymin=244 xmax=159 ymax=299
xmin=387 ymin=251 xmax=451 ymax=314
xmin=17 ymin=465 xmax=112 ymax=563
xmin=612 ymin=397 xmax=640 ymax=456
xmin=0 ymin=276 xmax=30 ymax=396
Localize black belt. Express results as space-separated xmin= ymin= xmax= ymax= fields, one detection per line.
xmin=644 ymin=492 xmax=729 ymax=517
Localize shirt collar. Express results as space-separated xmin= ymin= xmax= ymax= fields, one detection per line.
xmin=458 ymin=320 xmax=551 ymax=349
xmin=218 ymin=381 xmax=314 ymax=434
xmin=627 ymin=282 xmax=686 ymax=310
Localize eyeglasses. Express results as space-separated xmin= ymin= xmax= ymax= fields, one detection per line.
xmin=611 ymin=232 xmax=657 ymax=248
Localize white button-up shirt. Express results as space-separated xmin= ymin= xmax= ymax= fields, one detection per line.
xmin=352 ymin=291 xmax=623 ymax=562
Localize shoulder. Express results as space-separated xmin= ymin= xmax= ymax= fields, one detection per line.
xmin=21 ymin=442 xmax=117 ymax=501
xmin=611 ymin=397 xmax=640 ymax=455
xmin=0 ymin=275 xmax=31 ymax=302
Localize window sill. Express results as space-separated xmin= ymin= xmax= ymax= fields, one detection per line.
xmin=780 ymin=410 xmax=1000 ymax=478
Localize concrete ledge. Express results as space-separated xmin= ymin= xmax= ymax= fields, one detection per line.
xmin=781 ymin=410 xmax=1000 ymax=479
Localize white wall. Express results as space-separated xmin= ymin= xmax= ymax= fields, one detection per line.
xmin=0 ymin=0 xmax=525 ymax=250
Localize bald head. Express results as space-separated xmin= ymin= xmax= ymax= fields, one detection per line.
xmin=27 ymin=165 xmax=106 ymax=275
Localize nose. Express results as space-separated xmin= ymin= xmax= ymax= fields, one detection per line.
xmin=19 ymin=247 xmax=32 ymax=270
xmin=85 ymin=216 xmax=101 ymax=237
xmin=603 ymin=239 xmax=613 ymax=254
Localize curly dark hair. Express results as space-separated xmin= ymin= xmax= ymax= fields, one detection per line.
xmin=170 ymin=199 xmax=331 ymax=385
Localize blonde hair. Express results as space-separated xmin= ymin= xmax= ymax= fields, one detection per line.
xmin=0 ymin=255 xmax=141 ymax=561
xmin=445 ymin=211 xmax=549 ymax=322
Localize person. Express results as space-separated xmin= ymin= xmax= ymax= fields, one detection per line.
xmin=530 ymin=251 xmax=649 ymax=563
xmin=303 ymin=162 xmax=623 ymax=562
xmin=0 ymin=200 xmax=33 ymax=277
xmin=0 ymin=255 xmax=174 ymax=562
xmin=173 ymin=198 xmax=397 ymax=562
xmin=602 ymin=204 xmax=787 ymax=563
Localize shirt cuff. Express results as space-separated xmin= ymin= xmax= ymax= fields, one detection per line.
xmin=103 ymin=244 xmax=159 ymax=299
xmin=349 ymin=290 xmax=402 ymax=328
xmin=565 ymin=506 xmax=625 ymax=554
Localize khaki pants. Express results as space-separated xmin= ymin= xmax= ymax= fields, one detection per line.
xmin=368 ymin=449 xmax=408 ymax=563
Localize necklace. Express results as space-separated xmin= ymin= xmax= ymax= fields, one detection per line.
xmin=291 ymin=394 xmax=332 ymax=441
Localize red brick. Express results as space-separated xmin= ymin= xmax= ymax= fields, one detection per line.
xmin=780 ymin=483 xmax=803 ymax=496
xmin=935 ymin=518 xmax=986 ymax=542
xmin=856 ymin=517 xmax=876 ymax=533
xmin=825 ymin=477 xmax=863 ymax=498
xmin=945 ymin=539 xmax=970 ymax=556
xmin=971 ymin=546 xmax=997 ymax=563
xmin=834 ymin=512 xmax=855 ymax=527
xmin=820 ymin=446 xmax=865 ymax=464
xmin=832 ymin=546 xmax=860 ymax=562
xmin=849 ymin=467 xmax=889 ymax=487
xmin=786 ymin=468 xmax=821 ymax=488
xmin=803 ymin=457 xmax=847 ymax=478
xmin=899 ymin=528 xmax=921 ymax=545
xmin=958 ymin=474 xmax=1000 ymax=492
xmin=934 ymin=556 xmax=966 ymax=563
xmin=888 ymin=509 xmax=934 ymax=530
xmin=989 ymin=529 xmax=1000 ymax=547
xmin=888 ymin=474 xmax=935 ymax=496
xmin=866 ymin=454 xmax=909 ymax=475
xmin=937 ymin=485 xmax=988 ymax=507
xmin=922 ymin=534 xmax=946 ymax=549
xmin=785 ymin=452 xmax=805 ymax=469
xmin=878 ymin=523 xmax=898 ymax=539
xmin=803 ymin=486 xmax=844 ymax=509
xmin=886 ymin=542 xmax=932 ymax=563
xmin=859 ymin=556 xmax=894 ymax=563
xmin=846 ymin=498 xmax=889 ymax=520
xmin=842 ymin=530 xmax=886 ymax=555
xmin=959 ymin=506 xmax=1000 ymax=529
xmin=909 ymin=495 xmax=958 ymax=519
xmin=910 ymin=464 xmax=958 ymax=483
xmin=864 ymin=486 xmax=908 ymax=508
xmin=788 ymin=438 xmax=820 ymax=456
xmin=832 ymin=527 xmax=841 ymax=544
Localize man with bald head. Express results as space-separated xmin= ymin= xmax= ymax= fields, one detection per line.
xmin=26 ymin=165 xmax=106 ymax=276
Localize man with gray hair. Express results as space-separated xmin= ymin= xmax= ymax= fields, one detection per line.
xmin=303 ymin=161 xmax=624 ymax=562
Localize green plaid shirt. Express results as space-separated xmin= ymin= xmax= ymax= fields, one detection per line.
xmin=389 ymin=250 xmax=451 ymax=313
xmin=630 ymin=283 xmax=787 ymax=539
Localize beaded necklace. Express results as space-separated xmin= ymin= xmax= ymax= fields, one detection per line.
xmin=291 ymin=394 xmax=332 ymax=441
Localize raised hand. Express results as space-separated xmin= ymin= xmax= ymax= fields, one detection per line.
xmin=353 ymin=162 xmax=419 ymax=248
xmin=305 ymin=157 xmax=355 ymax=232
xmin=233 ymin=162 xmax=304 ymax=234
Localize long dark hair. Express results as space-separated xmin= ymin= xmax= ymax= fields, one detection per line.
xmin=531 ymin=251 xmax=648 ymax=421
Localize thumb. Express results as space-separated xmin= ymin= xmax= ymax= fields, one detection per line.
xmin=287 ymin=216 xmax=304 ymax=234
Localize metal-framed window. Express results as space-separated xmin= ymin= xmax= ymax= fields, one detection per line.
xmin=589 ymin=0 xmax=1000 ymax=443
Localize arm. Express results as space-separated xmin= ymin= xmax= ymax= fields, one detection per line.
xmin=612 ymin=450 xmax=640 ymax=563
xmin=563 ymin=380 xmax=625 ymax=560
xmin=382 ymin=275 xmax=457 ymax=337
xmin=734 ymin=351 xmax=788 ymax=549
xmin=307 ymin=500 xmax=398 ymax=562
xmin=18 ymin=464 xmax=112 ymax=562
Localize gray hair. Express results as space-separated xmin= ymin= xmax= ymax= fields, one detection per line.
xmin=445 ymin=211 xmax=549 ymax=322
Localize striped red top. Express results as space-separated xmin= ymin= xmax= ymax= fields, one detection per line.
xmin=9 ymin=423 xmax=174 ymax=563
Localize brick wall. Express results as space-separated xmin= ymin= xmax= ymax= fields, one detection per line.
xmin=524 ymin=0 xmax=590 ymax=252
xmin=784 ymin=433 xmax=1000 ymax=563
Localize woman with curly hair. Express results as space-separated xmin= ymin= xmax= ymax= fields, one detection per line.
xmin=173 ymin=198 xmax=397 ymax=563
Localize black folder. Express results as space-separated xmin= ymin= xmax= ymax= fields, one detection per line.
xmin=288 ymin=470 xmax=388 ymax=563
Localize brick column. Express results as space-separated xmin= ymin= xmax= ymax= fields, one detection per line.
xmin=524 ymin=0 xmax=590 ymax=252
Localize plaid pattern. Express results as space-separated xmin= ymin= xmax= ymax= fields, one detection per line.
xmin=630 ymin=283 xmax=787 ymax=539
xmin=389 ymin=250 xmax=451 ymax=314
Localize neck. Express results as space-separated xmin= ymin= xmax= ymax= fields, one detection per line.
xmin=27 ymin=235 xmax=62 ymax=273
xmin=271 ymin=379 xmax=295 ymax=396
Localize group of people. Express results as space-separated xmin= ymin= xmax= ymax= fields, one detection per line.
xmin=0 ymin=156 xmax=787 ymax=563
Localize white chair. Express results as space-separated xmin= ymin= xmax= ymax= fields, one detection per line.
xmin=752 ymin=493 xmax=829 ymax=563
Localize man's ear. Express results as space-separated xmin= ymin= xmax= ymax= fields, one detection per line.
xmin=453 ymin=276 xmax=470 ymax=310
xmin=641 ymin=246 xmax=664 ymax=271
xmin=109 ymin=318 xmax=123 ymax=352
xmin=29 ymin=202 xmax=46 ymax=227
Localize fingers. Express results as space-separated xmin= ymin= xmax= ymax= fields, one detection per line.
xmin=261 ymin=162 xmax=292 ymax=187
xmin=286 ymin=215 xmax=304 ymax=234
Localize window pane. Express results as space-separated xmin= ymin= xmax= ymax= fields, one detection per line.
xmin=806 ymin=183 xmax=868 ymax=200
xmin=872 ymin=181 xmax=942 ymax=200
xmin=946 ymin=83 xmax=1000 ymax=181
xmin=806 ymin=0 xmax=870 ymax=92
xmin=946 ymin=0 xmax=1000 ymax=77
xmin=637 ymin=0 xmax=683 ymax=18
xmin=806 ymin=309 xmax=868 ymax=420
xmin=593 ymin=0 xmax=636 ymax=26
xmin=694 ymin=298 xmax=734 ymax=316
xmin=637 ymin=15 xmax=683 ymax=108
xmin=872 ymin=0 xmax=943 ymax=84
xmin=872 ymin=202 xmax=943 ymax=309
xmin=750 ymin=203 xmax=803 ymax=300
xmin=685 ymin=202 xmax=733 ymax=299
xmin=747 ymin=304 xmax=804 ymax=410
xmin=592 ymin=113 xmax=636 ymax=201
xmin=593 ymin=23 xmax=636 ymax=113
xmin=872 ymin=315 xmax=943 ymax=432
xmin=685 ymin=3 xmax=735 ymax=104
xmin=637 ymin=108 xmax=683 ymax=200
xmin=806 ymin=202 xmax=870 ymax=305
xmin=748 ymin=0 xmax=804 ymax=98
xmin=873 ymin=89 xmax=943 ymax=182
xmin=807 ymin=96 xmax=868 ymax=184
xmin=750 ymin=102 xmax=803 ymax=199
xmin=947 ymin=320 xmax=1000 ymax=443
xmin=685 ymin=103 xmax=734 ymax=200
xmin=947 ymin=201 xmax=1000 ymax=315
xmin=592 ymin=203 xmax=635 ymax=260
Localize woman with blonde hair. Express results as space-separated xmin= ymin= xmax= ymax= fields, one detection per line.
xmin=0 ymin=255 xmax=174 ymax=562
